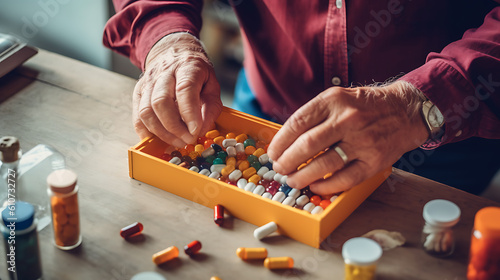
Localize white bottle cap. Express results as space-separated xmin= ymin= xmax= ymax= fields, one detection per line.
xmin=47 ymin=169 xmax=77 ymax=194
xmin=423 ymin=199 xmax=460 ymax=227
xmin=342 ymin=237 xmax=382 ymax=265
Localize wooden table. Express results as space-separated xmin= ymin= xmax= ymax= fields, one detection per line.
xmin=0 ymin=50 xmax=498 ymax=280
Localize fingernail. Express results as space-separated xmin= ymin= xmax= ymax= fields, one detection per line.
xmin=172 ymin=139 xmax=185 ymax=148
xmin=272 ymin=161 xmax=282 ymax=173
xmin=181 ymin=133 xmax=193 ymax=144
xmin=187 ymin=121 xmax=198 ymax=136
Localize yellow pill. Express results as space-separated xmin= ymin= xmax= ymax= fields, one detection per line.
xmin=226 ymin=132 xmax=236 ymax=139
xmin=235 ymin=134 xmax=248 ymax=143
xmin=152 ymin=246 xmax=179 ymax=265
xmin=242 ymin=167 xmax=257 ymax=180
xmin=248 ymin=174 xmax=261 ymax=185
xmin=245 ymin=146 xmax=256 ymax=155
xmin=238 ymin=160 xmax=250 ymax=171
xmin=253 ymin=148 xmax=266 ymax=158
xmin=195 ymin=144 xmax=205 ymax=153
xmin=236 ymin=247 xmax=268 ymax=260
xmin=264 ymin=257 xmax=294 ymax=269
xmin=213 ymin=136 xmax=225 ymax=146
xmin=205 ymin=130 xmax=220 ymax=139
xmin=226 ymin=157 xmax=236 ymax=166
xmin=210 ymin=277 xmax=222 ymax=280
xmin=221 ymin=165 xmax=236 ymax=177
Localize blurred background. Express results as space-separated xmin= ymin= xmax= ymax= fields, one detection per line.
xmin=0 ymin=0 xmax=499 ymax=202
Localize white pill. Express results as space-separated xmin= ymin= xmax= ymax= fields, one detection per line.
xmin=253 ymin=185 xmax=265 ymax=196
xmin=228 ymin=169 xmax=243 ymax=182
xmin=226 ymin=146 xmax=236 ymax=157
xmin=272 ymin=192 xmax=286 ymax=203
xmin=282 ymin=197 xmax=295 ymax=207
xmin=237 ymin=178 xmax=248 ymax=189
xmin=263 ymin=170 xmax=277 ymax=181
xmin=209 ymin=171 xmax=220 ymax=179
xmin=169 ymin=157 xmax=181 ymax=165
xmin=235 ymin=143 xmax=245 ymax=153
xmin=311 ymin=206 xmax=324 ymax=215
xmin=201 ymin=147 xmax=215 ymax=158
xmin=222 ymin=139 xmax=237 ymax=148
xmin=257 ymin=166 xmax=269 ymax=177
xmin=259 ymin=153 xmax=269 ymax=165
xmin=262 ymin=192 xmax=272 ymax=199
xmin=254 ymin=221 xmax=278 ymax=240
xmin=199 ymin=169 xmax=210 ymax=176
xmin=280 ymin=175 xmax=288 ymax=185
xmin=211 ymin=164 xmax=226 ymax=173
xmin=268 ymin=158 xmax=274 ymax=164
xmin=189 ymin=166 xmax=199 ymax=172
xmin=287 ymin=188 xmax=301 ymax=200
xmin=244 ymin=182 xmax=256 ymax=192
xmin=303 ymin=202 xmax=315 ymax=213
xmin=274 ymin=173 xmax=284 ymax=183
xmin=330 ymin=195 xmax=338 ymax=202
xmin=296 ymin=195 xmax=310 ymax=207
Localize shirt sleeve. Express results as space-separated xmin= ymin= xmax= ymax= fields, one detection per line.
xmin=103 ymin=0 xmax=203 ymax=70
xmin=400 ymin=6 xmax=500 ymax=148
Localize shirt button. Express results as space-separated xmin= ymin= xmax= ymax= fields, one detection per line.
xmin=455 ymin=130 xmax=462 ymax=137
xmin=331 ymin=76 xmax=341 ymax=86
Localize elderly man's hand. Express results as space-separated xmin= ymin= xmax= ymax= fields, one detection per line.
xmin=133 ymin=33 xmax=222 ymax=147
xmin=267 ymin=81 xmax=430 ymax=195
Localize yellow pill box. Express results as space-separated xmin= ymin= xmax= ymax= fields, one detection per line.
xmin=128 ymin=107 xmax=391 ymax=248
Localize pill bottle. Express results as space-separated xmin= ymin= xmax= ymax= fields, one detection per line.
xmin=467 ymin=207 xmax=500 ymax=280
xmin=421 ymin=199 xmax=461 ymax=257
xmin=47 ymin=169 xmax=82 ymax=250
xmin=342 ymin=237 xmax=382 ymax=280
xmin=1 ymin=201 xmax=43 ymax=280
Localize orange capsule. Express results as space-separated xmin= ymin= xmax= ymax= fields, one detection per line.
xmin=184 ymin=144 xmax=195 ymax=153
xmin=242 ymin=167 xmax=257 ymax=180
xmin=152 ymin=246 xmax=179 ymax=265
xmin=120 ymin=222 xmax=144 ymax=239
xmin=214 ymin=136 xmax=225 ymax=146
xmin=253 ymin=148 xmax=266 ymax=158
xmin=204 ymin=139 xmax=215 ymax=149
xmin=235 ymin=134 xmax=248 ymax=143
xmin=226 ymin=132 xmax=236 ymax=139
xmin=248 ymin=174 xmax=261 ymax=185
xmin=319 ymin=200 xmax=331 ymax=209
xmin=178 ymin=148 xmax=189 ymax=157
xmin=188 ymin=151 xmax=199 ymax=160
xmin=238 ymin=160 xmax=250 ymax=171
xmin=245 ymin=146 xmax=256 ymax=155
xmin=226 ymin=157 xmax=236 ymax=166
xmin=221 ymin=165 xmax=236 ymax=177
xmin=236 ymin=152 xmax=247 ymax=161
xmin=310 ymin=195 xmax=321 ymax=206
xmin=195 ymin=144 xmax=204 ymax=153
xmin=205 ymin=129 xmax=220 ymax=139
xmin=184 ymin=240 xmax=202 ymax=257
xmin=264 ymin=257 xmax=294 ymax=269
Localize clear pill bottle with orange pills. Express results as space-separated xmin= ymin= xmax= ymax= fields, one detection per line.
xmin=467 ymin=207 xmax=500 ymax=280
xmin=47 ymin=169 xmax=82 ymax=250
xmin=342 ymin=237 xmax=382 ymax=280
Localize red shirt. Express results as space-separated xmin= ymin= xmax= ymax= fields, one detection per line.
xmin=103 ymin=0 xmax=500 ymax=147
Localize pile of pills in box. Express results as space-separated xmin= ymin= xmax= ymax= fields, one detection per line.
xmin=160 ymin=130 xmax=338 ymax=214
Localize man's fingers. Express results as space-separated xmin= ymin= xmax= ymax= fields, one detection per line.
xmin=151 ymin=73 xmax=193 ymax=144
xmin=199 ymin=72 xmax=222 ymax=135
xmin=267 ymin=96 xmax=328 ymax=162
xmin=308 ymin=160 xmax=370 ymax=195
xmin=285 ymin=145 xmax=350 ymax=189
xmin=175 ymin=61 xmax=207 ymax=138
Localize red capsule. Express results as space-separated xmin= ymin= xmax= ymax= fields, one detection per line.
xmin=214 ymin=204 xmax=224 ymax=226
xmin=120 ymin=222 xmax=143 ymax=239
xmin=184 ymin=240 xmax=202 ymax=256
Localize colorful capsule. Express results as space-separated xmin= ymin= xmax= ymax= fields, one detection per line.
xmin=120 ymin=222 xmax=143 ymax=239
xmin=242 ymin=167 xmax=257 ymax=179
xmin=319 ymin=200 xmax=331 ymax=209
xmin=311 ymin=205 xmax=324 ymax=215
xmin=248 ymin=174 xmax=261 ymax=185
xmin=243 ymin=138 xmax=256 ymax=148
xmin=184 ymin=240 xmax=202 ymax=256
xmin=222 ymin=138 xmax=237 ymax=148
xmin=262 ymin=192 xmax=273 ymax=199
xmin=288 ymin=188 xmax=301 ymax=200
xmin=214 ymin=204 xmax=224 ymax=226
xmin=221 ymin=165 xmax=235 ymax=177
xmin=238 ymin=160 xmax=250 ymax=171
xmin=253 ymin=185 xmax=265 ymax=196
xmin=245 ymin=146 xmax=256 ymax=155
xmin=213 ymin=136 xmax=225 ymax=146
xmin=205 ymin=129 xmax=220 ymax=139
xmin=244 ymin=182 xmax=256 ymax=192
xmin=235 ymin=134 xmax=248 ymax=143
xmin=310 ymin=195 xmax=322 ymax=206
xmin=254 ymin=221 xmax=278 ymax=240
xmin=152 ymin=246 xmax=179 ymax=265
xmin=272 ymin=192 xmax=286 ymax=203
xmin=264 ymin=257 xmax=294 ymax=269
xmin=228 ymin=169 xmax=243 ymax=182
xmin=236 ymin=247 xmax=268 ymax=260
xmin=226 ymin=132 xmax=236 ymax=139
xmin=210 ymin=277 xmax=222 ymax=280
xmin=169 ymin=157 xmax=181 ymax=165
xmin=204 ymin=139 xmax=215 ymax=149
xmin=303 ymin=202 xmax=315 ymax=213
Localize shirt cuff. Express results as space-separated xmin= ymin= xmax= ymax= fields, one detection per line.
xmin=400 ymin=59 xmax=480 ymax=149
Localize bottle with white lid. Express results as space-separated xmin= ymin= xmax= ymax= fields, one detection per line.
xmin=342 ymin=237 xmax=383 ymax=280
xmin=47 ymin=169 xmax=82 ymax=250
xmin=421 ymin=199 xmax=461 ymax=257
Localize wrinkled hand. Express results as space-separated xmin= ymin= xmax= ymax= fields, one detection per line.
xmin=267 ymin=81 xmax=429 ymax=195
xmin=133 ymin=33 xmax=222 ymax=147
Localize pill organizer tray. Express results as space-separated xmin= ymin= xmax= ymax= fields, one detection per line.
xmin=128 ymin=106 xmax=392 ymax=248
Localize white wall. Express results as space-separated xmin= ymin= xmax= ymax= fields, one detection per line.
xmin=0 ymin=0 xmax=111 ymax=69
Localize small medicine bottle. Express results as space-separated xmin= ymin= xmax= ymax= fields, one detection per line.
xmin=47 ymin=169 xmax=82 ymax=250
xmin=342 ymin=237 xmax=382 ymax=280
xmin=467 ymin=207 xmax=500 ymax=280
xmin=421 ymin=199 xmax=461 ymax=257
xmin=1 ymin=201 xmax=43 ymax=280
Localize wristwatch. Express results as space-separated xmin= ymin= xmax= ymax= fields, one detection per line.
xmin=421 ymin=99 xmax=445 ymax=140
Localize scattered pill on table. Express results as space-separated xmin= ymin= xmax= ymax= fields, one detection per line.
xmin=214 ymin=204 xmax=224 ymax=226
xmin=264 ymin=257 xmax=294 ymax=269
xmin=236 ymin=247 xmax=268 ymax=260
xmin=120 ymin=222 xmax=143 ymax=239
xmin=152 ymin=246 xmax=179 ymax=265
xmin=254 ymin=221 xmax=278 ymax=240
xmin=184 ymin=240 xmax=202 ymax=257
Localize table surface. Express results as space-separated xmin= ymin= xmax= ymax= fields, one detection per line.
xmin=0 ymin=50 xmax=498 ymax=280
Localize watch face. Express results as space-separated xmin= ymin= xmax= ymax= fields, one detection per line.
xmin=428 ymin=105 xmax=444 ymax=128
